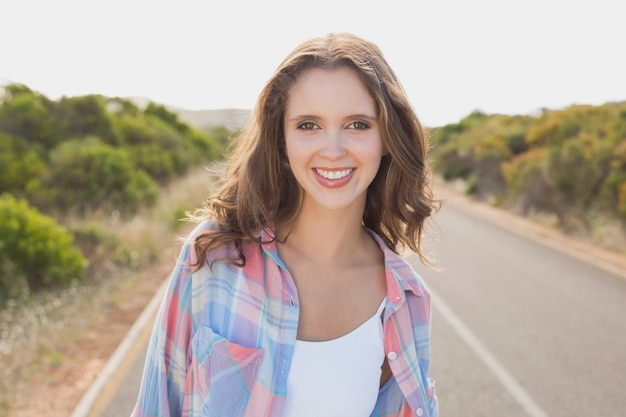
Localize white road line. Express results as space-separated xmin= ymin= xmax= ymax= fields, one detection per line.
xmin=430 ymin=289 xmax=550 ymax=417
xmin=69 ymin=279 xmax=168 ymax=417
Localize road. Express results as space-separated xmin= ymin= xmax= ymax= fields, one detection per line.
xmin=420 ymin=203 xmax=626 ymax=416
xmin=81 ymin=199 xmax=626 ymax=417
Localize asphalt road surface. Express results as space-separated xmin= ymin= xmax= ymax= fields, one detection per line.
xmin=84 ymin=201 xmax=626 ymax=417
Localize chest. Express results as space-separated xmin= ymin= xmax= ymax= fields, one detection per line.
xmin=286 ymin=260 xmax=387 ymax=341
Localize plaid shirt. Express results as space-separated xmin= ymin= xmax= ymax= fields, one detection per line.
xmin=131 ymin=221 xmax=438 ymax=417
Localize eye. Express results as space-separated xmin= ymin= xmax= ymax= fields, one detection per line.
xmin=297 ymin=121 xmax=319 ymax=130
xmin=347 ymin=120 xmax=370 ymax=130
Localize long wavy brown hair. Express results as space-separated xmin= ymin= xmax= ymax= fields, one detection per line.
xmin=190 ymin=32 xmax=440 ymax=268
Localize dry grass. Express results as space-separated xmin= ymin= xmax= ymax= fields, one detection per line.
xmin=0 ymin=165 xmax=220 ymax=416
xmin=437 ymin=176 xmax=626 ymax=255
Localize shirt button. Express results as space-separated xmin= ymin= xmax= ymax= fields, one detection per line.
xmin=387 ymin=351 xmax=397 ymax=361
xmin=415 ymin=408 xmax=424 ymax=416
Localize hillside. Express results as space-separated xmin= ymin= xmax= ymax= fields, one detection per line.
xmin=126 ymin=96 xmax=250 ymax=131
xmin=173 ymin=107 xmax=251 ymax=130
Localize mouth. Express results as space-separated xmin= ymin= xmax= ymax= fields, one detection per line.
xmin=314 ymin=168 xmax=354 ymax=180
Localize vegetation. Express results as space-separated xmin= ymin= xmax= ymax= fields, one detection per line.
xmin=0 ymin=82 xmax=231 ymax=414
xmin=431 ymin=102 xmax=626 ymax=250
xmin=0 ymin=194 xmax=86 ymax=301
xmin=0 ymin=83 xmax=228 ymax=300
xmin=0 ymin=167 xmax=217 ymax=415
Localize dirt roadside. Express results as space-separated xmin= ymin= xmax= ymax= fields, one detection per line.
xmin=6 ymin=243 xmax=179 ymax=417
xmin=7 ymin=188 xmax=626 ymax=417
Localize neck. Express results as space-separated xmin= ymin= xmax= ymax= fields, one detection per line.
xmin=278 ymin=205 xmax=369 ymax=264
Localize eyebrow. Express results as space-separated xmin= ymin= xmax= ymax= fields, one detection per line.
xmin=286 ymin=113 xmax=377 ymax=122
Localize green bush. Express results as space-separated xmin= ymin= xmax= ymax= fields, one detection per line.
xmin=434 ymin=145 xmax=473 ymax=180
xmin=0 ymin=251 xmax=28 ymax=301
xmin=601 ymin=139 xmax=626 ymax=216
xmin=40 ymin=138 xmax=159 ymax=216
xmin=0 ymin=133 xmax=47 ymax=197
xmin=618 ymin=182 xmax=626 ymax=218
xmin=128 ymin=144 xmax=177 ymax=183
xmin=145 ymin=103 xmax=189 ymax=134
xmin=187 ymin=128 xmax=222 ymax=162
xmin=545 ymin=131 xmax=613 ymax=215
xmin=0 ymin=83 xmax=227 ymax=226
xmin=55 ymin=94 xmax=121 ymax=145
xmin=0 ymin=84 xmax=58 ymax=149
xmin=506 ymin=131 xmax=528 ymax=155
xmin=115 ymin=114 xmax=193 ymax=181
xmin=203 ymin=126 xmax=232 ymax=157
xmin=0 ymin=194 xmax=86 ymax=298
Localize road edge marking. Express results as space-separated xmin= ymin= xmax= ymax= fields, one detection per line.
xmin=430 ymin=288 xmax=551 ymax=417
xmin=69 ymin=278 xmax=169 ymax=417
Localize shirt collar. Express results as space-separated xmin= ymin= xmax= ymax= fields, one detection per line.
xmin=258 ymin=228 xmax=288 ymax=270
xmin=259 ymin=226 xmax=425 ymax=305
xmin=365 ymin=229 xmax=426 ymax=308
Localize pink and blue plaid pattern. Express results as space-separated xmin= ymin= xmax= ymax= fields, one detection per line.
xmin=131 ymin=221 xmax=438 ymax=417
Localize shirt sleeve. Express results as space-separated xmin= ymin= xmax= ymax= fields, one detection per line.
xmin=131 ymin=243 xmax=195 ymax=417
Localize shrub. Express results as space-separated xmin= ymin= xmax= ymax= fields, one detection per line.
xmin=0 ymin=133 xmax=47 ymax=197
xmin=546 ymin=132 xmax=612 ymax=210
xmin=115 ymin=114 xmax=193 ymax=181
xmin=619 ymin=182 xmax=626 ymax=218
xmin=128 ymin=144 xmax=177 ymax=183
xmin=145 ymin=103 xmax=189 ymax=134
xmin=187 ymin=128 xmax=222 ymax=162
xmin=205 ymin=125 xmax=234 ymax=156
xmin=506 ymin=131 xmax=528 ymax=155
xmin=502 ymin=148 xmax=552 ymax=211
xmin=40 ymin=138 xmax=159 ymax=216
xmin=55 ymin=94 xmax=121 ymax=145
xmin=0 ymin=194 xmax=86 ymax=298
xmin=433 ymin=143 xmax=473 ymax=180
xmin=0 ymin=84 xmax=58 ymax=149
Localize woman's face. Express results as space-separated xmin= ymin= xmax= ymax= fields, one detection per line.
xmin=283 ymin=66 xmax=385 ymax=215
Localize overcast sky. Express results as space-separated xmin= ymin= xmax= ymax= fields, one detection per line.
xmin=1 ymin=0 xmax=624 ymax=127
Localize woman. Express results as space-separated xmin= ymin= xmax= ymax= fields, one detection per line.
xmin=131 ymin=32 xmax=440 ymax=417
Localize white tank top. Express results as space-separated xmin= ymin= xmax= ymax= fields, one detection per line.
xmin=283 ymin=298 xmax=386 ymax=417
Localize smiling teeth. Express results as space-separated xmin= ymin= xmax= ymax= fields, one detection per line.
xmin=316 ymin=168 xmax=353 ymax=180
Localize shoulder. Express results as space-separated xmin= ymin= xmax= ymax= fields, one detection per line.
xmin=183 ymin=219 xmax=267 ymax=266
xmin=186 ymin=219 xmax=221 ymax=240
xmin=181 ymin=219 xmax=238 ymax=266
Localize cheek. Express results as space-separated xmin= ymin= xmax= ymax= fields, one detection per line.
xmin=358 ymin=138 xmax=386 ymax=161
xmin=284 ymin=146 xmax=307 ymax=180
xmin=284 ymin=136 xmax=312 ymax=164
xmin=284 ymin=141 xmax=298 ymax=165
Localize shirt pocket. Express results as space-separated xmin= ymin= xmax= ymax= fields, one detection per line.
xmin=190 ymin=326 xmax=265 ymax=417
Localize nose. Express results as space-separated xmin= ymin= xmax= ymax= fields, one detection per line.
xmin=319 ymin=129 xmax=347 ymax=159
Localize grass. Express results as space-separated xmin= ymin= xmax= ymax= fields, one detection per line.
xmin=0 ymin=164 xmax=220 ymax=416
xmin=438 ymin=176 xmax=626 ymax=255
